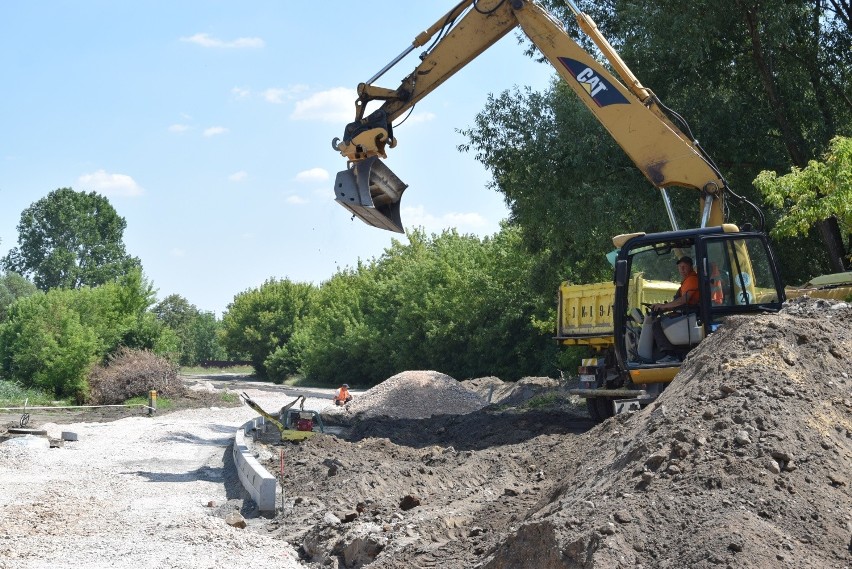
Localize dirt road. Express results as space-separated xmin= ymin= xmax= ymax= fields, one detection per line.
xmin=0 ymin=383 xmax=317 ymax=569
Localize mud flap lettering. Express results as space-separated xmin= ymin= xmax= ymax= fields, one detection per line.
xmin=615 ymin=399 xmax=641 ymax=414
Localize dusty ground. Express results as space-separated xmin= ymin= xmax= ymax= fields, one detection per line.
xmin=250 ymin=297 xmax=852 ymax=568
xmin=2 ymin=297 xmax=850 ymax=569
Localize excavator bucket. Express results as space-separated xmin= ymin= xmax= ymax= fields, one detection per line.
xmin=334 ymin=156 xmax=408 ymax=233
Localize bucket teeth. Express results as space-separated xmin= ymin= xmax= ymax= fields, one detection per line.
xmin=334 ymin=156 xmax=408 ymax=233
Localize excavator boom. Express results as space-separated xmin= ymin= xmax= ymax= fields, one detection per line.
xmin=331 ymin=0 xmax=728 ymax=233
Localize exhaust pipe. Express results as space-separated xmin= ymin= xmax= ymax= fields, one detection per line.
xmin=334 ymin=156 xmax=408 ymax=233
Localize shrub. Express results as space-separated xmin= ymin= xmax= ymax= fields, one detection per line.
xmin=88 ymin=347 xmax=184 ymax=405
xmin=0 ymin=290 xmax=99 ymax=401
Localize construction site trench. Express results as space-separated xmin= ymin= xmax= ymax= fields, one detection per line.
xmin=1 ymin=296 xmax=850 ymax=569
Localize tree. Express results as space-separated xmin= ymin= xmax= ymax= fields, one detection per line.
xmin=0 ymin=289 xmax=100 ymax=400
xmin=754 ymin=135 xmax=852 ymax=266
xmin=153 ymin=294 xmax=225 ymax=365
xmin=0 ymin=271 xmax=39 ymax=322
xmin=219 ymin=279 xmax=316 ymax=378
xmin=462 ymin=0 xmax=849 ymax=285
xmin=297 ymin=228 xmax=562 ymax=386
xmin=1 ymin=188 xmax=141 ymax=290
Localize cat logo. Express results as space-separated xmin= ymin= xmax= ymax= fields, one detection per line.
xmin=557 ymin=57 xmax=629 ymax=107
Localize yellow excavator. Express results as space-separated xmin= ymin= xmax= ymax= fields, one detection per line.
xmin=329 ymin=0 xmax=828 ymax=419
xmin=332 ymin=0 xmax=730 ymax=233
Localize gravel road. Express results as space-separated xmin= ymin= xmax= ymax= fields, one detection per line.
xmin=0 ymin=384 xmax=330 ymax=569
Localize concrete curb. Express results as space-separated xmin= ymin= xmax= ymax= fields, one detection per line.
xmin=233 ymin=417 xmax=277 ymax=513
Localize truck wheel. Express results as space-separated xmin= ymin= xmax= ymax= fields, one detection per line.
xmin=595 ymin=397 xmax=614 ymax=419
xmin=586 ymin=398 xmax=601 ymax=421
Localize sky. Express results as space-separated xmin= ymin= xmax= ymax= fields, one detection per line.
xmin=1 ymin=1 xmax=555 ymax=316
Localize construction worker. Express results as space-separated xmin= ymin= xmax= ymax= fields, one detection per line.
xmin=334 ymin=383 xmax=353 ymax=406
xmin=650 ymin=256 xmax=701 ymax=362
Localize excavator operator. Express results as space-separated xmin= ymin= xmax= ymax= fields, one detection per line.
xmin=650 ymin=256 xmax=701 ymax=363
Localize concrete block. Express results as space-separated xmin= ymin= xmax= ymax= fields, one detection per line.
xmin=234 ymin=418 xmax=277 ymax=513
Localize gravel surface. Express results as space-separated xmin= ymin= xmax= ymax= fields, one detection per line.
xmin=323 ymin=370 xmax=489 ymax=421
xmin=0 ymin=386 xmax=330 ymax=569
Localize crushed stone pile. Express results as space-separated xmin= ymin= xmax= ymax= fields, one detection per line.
xmin=464 ymin=376 xmax=562 ymax=406
xmin=324 ymin=370 xmax=488 ymax=421
xmin=479 ymin=297 xmax=852 ymax=569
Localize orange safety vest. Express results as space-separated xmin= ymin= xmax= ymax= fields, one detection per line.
xmin=709 ymin=263 xmax=724 ymax=305
xmin=679 ymin=271 xmax=700 ymax=305
xmin=335 ymin=387 xmax=350 ymax=402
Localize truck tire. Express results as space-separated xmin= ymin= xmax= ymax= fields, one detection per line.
xmin=596 ymin=397 xmax=615 ymax=419
xmin=586 ymin=398 xmax=601 ymax=421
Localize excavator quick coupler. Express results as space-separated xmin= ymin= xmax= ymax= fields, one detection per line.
xmin=333 ymin=155 xmax=408 ymax=233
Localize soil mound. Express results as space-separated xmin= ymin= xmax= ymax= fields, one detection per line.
xmin=481 ymin=297 xmax=852 ymax=568
xmin=323 ymin=370 xmax=488 ymax=421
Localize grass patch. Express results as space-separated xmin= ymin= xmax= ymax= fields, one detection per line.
xmin=219 ymin=391 xmax=239 ymax=404
xmin=125 ymin=395 xmax=174 ymax=411
xmin=0 ymin=380 xmax=67 ymax=407
xmin=522 ymin=392 xmax=564 ymax=409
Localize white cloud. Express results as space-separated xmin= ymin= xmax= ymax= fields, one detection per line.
xmin=262 ymin=85 xmax=309 ymax=104
xmin=180 ymin=33 xmax=264 ymax=49
xmin=168 ymin=124 xmax=190 ymax=133
xmin=229 ymin=171 xmax=248 ymax=182
xmin=291 ymin=87 xmax=355 ymax=122
xmin=286 ymin=195 xmax=308 ymax=205
xmin=295 ymin=168 xmax=329 ymax=183
xmin=231 ymin=87 xmax=251 ymax=99
xmin=78 ymin=170 xmax=144 ymax=198
xmin=203 ymin=126 xmax=229 ymax=137
xmin=170 ymin=248 xmax=186 ymax=257
xmin=402 ymin=205 xmax=491 ymax=234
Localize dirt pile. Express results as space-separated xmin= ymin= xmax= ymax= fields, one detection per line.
xmin=322 ymin=370 xmax=488 ymax=422
xmin=259 ymin=297 xmax=851 ymax=568
xmin=481 ymin=296 xmax=852 ymax=568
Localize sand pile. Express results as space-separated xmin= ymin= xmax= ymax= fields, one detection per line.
xmin=325 ymin=370 xmax=488 ymax=421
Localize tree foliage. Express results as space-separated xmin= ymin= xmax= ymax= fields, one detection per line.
xmin=0 ymin=268 xmax=176 ymax=399
xmin=294 ymin=228 xmax=563 ymax=386
xmin=152 ymin=294 xmax=225 ymax=365
xmin=467 ymin=0 xmax=851 ymax=285
xmin=754 ymin=135 xmax=852 ymax=259
xmin=219 ymin=279 xmax=316 ymax=379
xmin=0 ymin=271 xmax=38 ymax=322
xmin=1 ymin=188 xmax=141 ymax=290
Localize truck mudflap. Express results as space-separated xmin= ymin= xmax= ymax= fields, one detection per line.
xmin=334 ymin=156 xmax=408 ymax=233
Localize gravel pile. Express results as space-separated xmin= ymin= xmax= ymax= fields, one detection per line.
xmin=325 ymin=370 xmax=488 ymax=421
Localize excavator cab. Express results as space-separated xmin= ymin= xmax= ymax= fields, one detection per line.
xmin=612 ymin=225 xmax=785 ymax=384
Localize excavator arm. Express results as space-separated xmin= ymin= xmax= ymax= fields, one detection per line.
xmin=331 ymin=0 xmax=728 ymax=233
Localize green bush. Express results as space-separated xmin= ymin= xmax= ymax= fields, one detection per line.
xmin=0 ymin=290 xmax=99 ymax=401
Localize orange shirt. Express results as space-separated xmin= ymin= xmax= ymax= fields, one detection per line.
xmin=679 ymin=271 xmax=700 ymax=305
xmin=335 ymin=387 xmax=350 ymax=401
